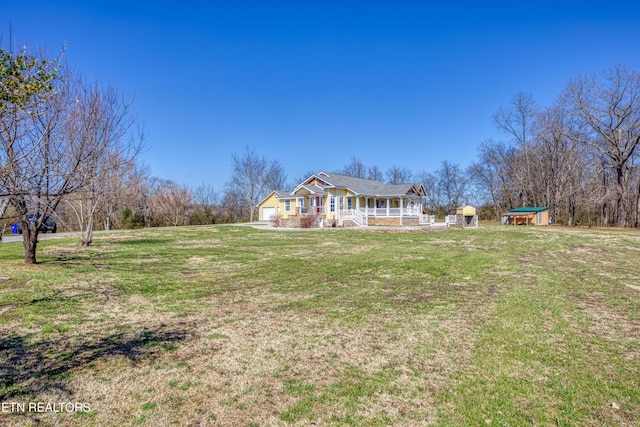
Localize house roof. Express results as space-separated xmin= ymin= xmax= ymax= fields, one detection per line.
xmin=264 ymin=171 xmax=428 ymax=204
xmin=257 ymin=190 xmax=290 ymax=207
xmin=296 ymin=184 xmax=328 ymax=195
xmin=274 ymin=190 xmax=298 ymax=200
xmin=314 ymin=172 xmax=426 ymax=197
xmin=507 ymin=207 xmax=549 ymax=213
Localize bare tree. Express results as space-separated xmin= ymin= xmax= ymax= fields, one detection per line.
xmin=532 ymin=105 xmax=588 ymax=225
xmin=1 ymin=47 xmax=58 ymax=261
xmin=147 ymin=179 xmax=194 ymax=227
xmin=494 ymin=92 xmax=539 ymax=205
xmin=563 ymin=64 xmax=640 ymax=227
xmin=293 ymin=170 xmax=316 ymax=185
xmin=415 ymin=171 xmax=441 ymax=213
xmin=436 ymin=161 xmax=468 ymax=213
xmin=63 ymin=79 xmax=141 ymax=245
xmin=220 ymin=186 xmax=247 ymax=223
xmin=194 ymin=182 xmax=219 ymax=207
xmin=0 ymin=46 xmax=113 ymax=263
xmin=96 ymin=151 xmax=144 ymax=231
xmin=225 ymin=146 xmax=286 ymax=222
xmin=190 ymin=182 xmax=220 ymax=225
xmin=385 ymin=165 xmax=413 ymax=185
xmin=367 ymin=165 xmax=384 ymax=181
xmin=342 ymin=156 xmax=367 ymax=178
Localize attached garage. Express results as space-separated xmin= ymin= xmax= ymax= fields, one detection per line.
xmin=261 ymin=207 xmax=276 ymax=221
xmin=258 ymin=190 xmax=287 ymax=221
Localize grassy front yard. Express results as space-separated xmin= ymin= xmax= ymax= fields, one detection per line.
xmin=0 ymin=224 xmax=638 ymax=426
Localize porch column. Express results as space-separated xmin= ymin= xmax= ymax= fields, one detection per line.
xmin=386 ymin=198 xmax=390 ymax=216
xmin=400 ymin=197 xmax=403 ymax=225
xmin=356 ymin=196 xmax=360 ymax=211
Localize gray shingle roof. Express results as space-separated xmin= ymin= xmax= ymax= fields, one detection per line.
xmin=318 ymin=172 xmax=386 ymax=195
xmin=298 ymin=184 xmax=328 ymax=195
xmin=318 ymin=172 xmax=425 ymax=197
xmin=277 ymin=171 xmax=427 ymax=200
xmin=273 ymin=190 xmax=295 ymax=199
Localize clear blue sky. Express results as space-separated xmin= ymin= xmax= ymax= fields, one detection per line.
xmin=3 ymin=1 xmax=640 ymax=189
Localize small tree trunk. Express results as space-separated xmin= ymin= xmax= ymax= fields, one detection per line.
xmin=616 ymin=165 xmax=627 ymax=227
xmin=82 ymin=214 xmax=94 ymax=246
xmin=22 ymin=222 xmax=39 ymax=265
xmin=0 ymin=198 xmax=9 ymax=220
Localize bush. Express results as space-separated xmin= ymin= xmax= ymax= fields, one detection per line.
xmin=120 ymin=208 xmax=145 ymax=229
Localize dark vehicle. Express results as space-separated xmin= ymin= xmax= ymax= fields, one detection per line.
xmin=11 ymin=214 xmax=57 ymax=234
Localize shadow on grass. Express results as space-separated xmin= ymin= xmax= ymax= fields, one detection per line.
xmin=0 ymin=325 xmax=190 ymax=400
xmin=1 ymin=285 xmax=120 ymax=314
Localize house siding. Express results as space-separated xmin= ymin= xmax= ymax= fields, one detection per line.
xmin=259 ymin=192 xmax=280 ymax=221
xmin=324 ymin=188 xmax=356 ymax=220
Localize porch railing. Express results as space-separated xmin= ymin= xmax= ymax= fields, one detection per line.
xmin=297 ymin=206 xmax=422 ymax=218
xmin=298 ymin=207 xmax=324 ymax=215
xmin=354 ymin=207 xmax=421 ymax=217
xmin=419 ymin=214 xmax=435 ymax=225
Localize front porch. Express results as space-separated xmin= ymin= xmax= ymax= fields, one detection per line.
xmin=288 ymin=206 xmax=429 ymax=227
xmin=348 ymin=207 xmax=425 ymax=226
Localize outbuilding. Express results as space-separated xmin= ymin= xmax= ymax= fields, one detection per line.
xmin=455 ymin=205 xmax=478 ymax=228
xmin=501 ymin=207 xmax=550 ymax=226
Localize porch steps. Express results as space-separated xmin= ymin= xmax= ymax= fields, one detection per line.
xmin=353 ymin=209 xmax=367 ymax=227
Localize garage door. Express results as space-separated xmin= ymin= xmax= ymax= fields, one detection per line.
xmin=261 ymin=207 xmax=275 ymax=221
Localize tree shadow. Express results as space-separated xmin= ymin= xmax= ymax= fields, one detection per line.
xmin=1 ymin=284 xmax=120 ymax=316
xmin=0 ymin=324 xmax=191 ymax=400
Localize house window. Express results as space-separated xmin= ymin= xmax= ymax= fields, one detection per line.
xmin=339 ymin=196 xmax=344 ymax=211
xmin=284 ymin=200 xmax=291 ymax=212
xmin=347 ymin=197 xmax=353 ymax=210
xmin=330 ymin=196 xmax=335 ymax=212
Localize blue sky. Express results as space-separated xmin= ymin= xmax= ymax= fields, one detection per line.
xmin=2 ymin=1 xmax=640 ymax=189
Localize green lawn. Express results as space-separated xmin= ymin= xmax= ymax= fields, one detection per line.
xmin=0 ymin=224 xmax=638 ymax=426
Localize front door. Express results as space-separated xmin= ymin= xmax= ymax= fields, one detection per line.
xmin=311 ymin=196 xmax=323 ymax=213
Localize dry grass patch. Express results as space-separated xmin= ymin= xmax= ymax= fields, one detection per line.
xmin=0 ymin=225 xmax=638 ymax=426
